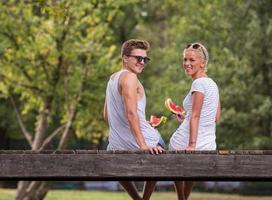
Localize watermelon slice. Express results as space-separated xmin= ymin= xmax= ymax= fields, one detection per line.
xmin=165 ymin=98 xmax=185 ymax=116
xmin=149 ymin=115 xmax=167 ymax=128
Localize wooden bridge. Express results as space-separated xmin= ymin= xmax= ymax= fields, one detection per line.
xmin=0 ymin=150 xmax=271 ymax=181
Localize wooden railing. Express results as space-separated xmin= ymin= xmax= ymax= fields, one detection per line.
xmin=0 ymin=150 xmax=271 ymax=181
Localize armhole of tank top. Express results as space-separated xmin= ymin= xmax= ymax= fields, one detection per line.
xmin=117 ymin=69 xmax=130 ymax=96
xmin=110 ymin=72 xmax=117 ymax=80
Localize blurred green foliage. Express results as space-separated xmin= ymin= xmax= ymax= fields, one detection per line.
xmin=0 ymin=0 xmax=271 ymax=150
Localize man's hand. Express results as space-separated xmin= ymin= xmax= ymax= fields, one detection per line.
xmin=140 ymin=145 xmax=164 ymax=154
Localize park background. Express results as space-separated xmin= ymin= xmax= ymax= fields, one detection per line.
xmin=0 ymin=0 xmax=271 ymax=199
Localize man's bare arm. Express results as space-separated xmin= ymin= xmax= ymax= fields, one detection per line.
xmin=120 ymin=72 xmax=148 ymax=149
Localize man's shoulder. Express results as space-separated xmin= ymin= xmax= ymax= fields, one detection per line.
xmin=122 ymin=70 xmax=137 ymax=77
xmin=120 ymin=70 xmax=138 ymax=83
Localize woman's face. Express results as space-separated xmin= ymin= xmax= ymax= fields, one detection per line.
xmin=182 ymin=49 xmax=205 ymax=79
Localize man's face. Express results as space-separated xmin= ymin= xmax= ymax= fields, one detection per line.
xmin=123 ymin=49 xmax=149 ymax=74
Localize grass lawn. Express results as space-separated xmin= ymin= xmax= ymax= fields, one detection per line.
xmin=1 ymin=189 xmax=272 ymax=200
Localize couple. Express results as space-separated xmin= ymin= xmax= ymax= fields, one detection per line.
xmin=103 ymin=39 xmax=221 ymax=200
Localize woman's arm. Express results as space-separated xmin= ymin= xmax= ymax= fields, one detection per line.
xmin=187 ymin=91 xmax=204 ymax=150
xmin=215 ymin=100 xmax=221 ymax=123
xmin=103 ymin=99 xmax=108 ymax=124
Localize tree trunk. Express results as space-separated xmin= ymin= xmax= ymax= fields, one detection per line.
xmin=16 ymin=104 xmax=78 ymax=200
xmin=16 ymin=181 xmax=50 ymax=200
xmin=16 ymin=99 xmax=51 ymax=200
xmin=58 ymin=107 xmax=77 ymax=149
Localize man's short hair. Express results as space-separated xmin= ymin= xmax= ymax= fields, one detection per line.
xmin=121 ymin=39 xmax=150 ymax=57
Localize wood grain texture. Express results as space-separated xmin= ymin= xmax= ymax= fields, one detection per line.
xmin=0 ymin=150 xmax=271 ymax=181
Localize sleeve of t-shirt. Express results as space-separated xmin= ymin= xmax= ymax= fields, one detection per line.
xmin=191 ymin=79 xmax=205 ymax=94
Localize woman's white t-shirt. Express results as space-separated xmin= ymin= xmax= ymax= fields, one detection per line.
xmin=169 ymin=77 xmax=219 ymax=150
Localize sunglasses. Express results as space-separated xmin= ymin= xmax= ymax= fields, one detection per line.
xmin=186 ymin=43 xmax=206 ymax=60
xmin=128 ymin=55 xmax=151 ymax=64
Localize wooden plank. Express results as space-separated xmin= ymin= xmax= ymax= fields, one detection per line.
xmin=0 ymin=150 xmax=271 ymax=181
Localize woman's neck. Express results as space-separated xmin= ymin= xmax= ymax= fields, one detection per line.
xmin=191 ymin=71 xmax=207 ymax=80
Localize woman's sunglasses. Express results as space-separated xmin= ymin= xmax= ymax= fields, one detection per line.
xmin=186 ymin=43 xmax=206 ymax=60
xmin=128 ymin=55 xmax=151 ymax=64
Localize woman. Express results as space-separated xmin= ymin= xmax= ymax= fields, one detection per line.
xmin=169 ymin=42 xmax=221 ymax=200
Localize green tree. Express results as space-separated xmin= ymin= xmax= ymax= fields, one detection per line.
xmin=0 ymin=0 xmax=272 ymax=198
xmin=0 ymin=0 xmax=121 ymax=199
xmin=128 ymin=0 xmax=272 ymax=148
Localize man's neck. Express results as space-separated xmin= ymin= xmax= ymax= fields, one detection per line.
xmin=122 ymin=66 xmax=136 ymax=75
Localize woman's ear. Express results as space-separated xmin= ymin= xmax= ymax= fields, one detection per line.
xmin=200 ymin=60 xmax=205 ymax=69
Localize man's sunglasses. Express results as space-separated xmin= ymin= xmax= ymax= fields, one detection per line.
xmin=186 ymin=43 xmax=206 ymax=60
xmin=128 ymin=55 xmax=151 ymax=64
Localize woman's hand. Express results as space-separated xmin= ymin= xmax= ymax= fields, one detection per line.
xmin=176 ymin=144 xmax=196 ymax=151
xmin=176 ymin=114 xmax=185 ymax=123
xmin=185 ymin=145 xmax=196 ymax=151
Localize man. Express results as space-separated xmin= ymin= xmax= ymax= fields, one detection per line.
xmin=104 ymin=39 xmax=164 ymax=200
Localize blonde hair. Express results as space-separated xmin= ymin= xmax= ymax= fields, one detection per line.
xmin=184 ymin=42 xmax=209 ymax=72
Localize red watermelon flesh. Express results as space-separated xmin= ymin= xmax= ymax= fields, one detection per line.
xmin=165 ymin=98 xmax=185 ymax=116
xmin=149 ymin=115 xmax=167 ymax=128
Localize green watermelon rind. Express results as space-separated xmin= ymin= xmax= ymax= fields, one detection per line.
xmin=150 ymin=115 xmax=167 ymax=128
xmin=165 ymin=98 xmax=186 ymax=116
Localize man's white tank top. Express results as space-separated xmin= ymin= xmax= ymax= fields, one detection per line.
xmin=106 ymin=69 xmax=160 ymax=150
